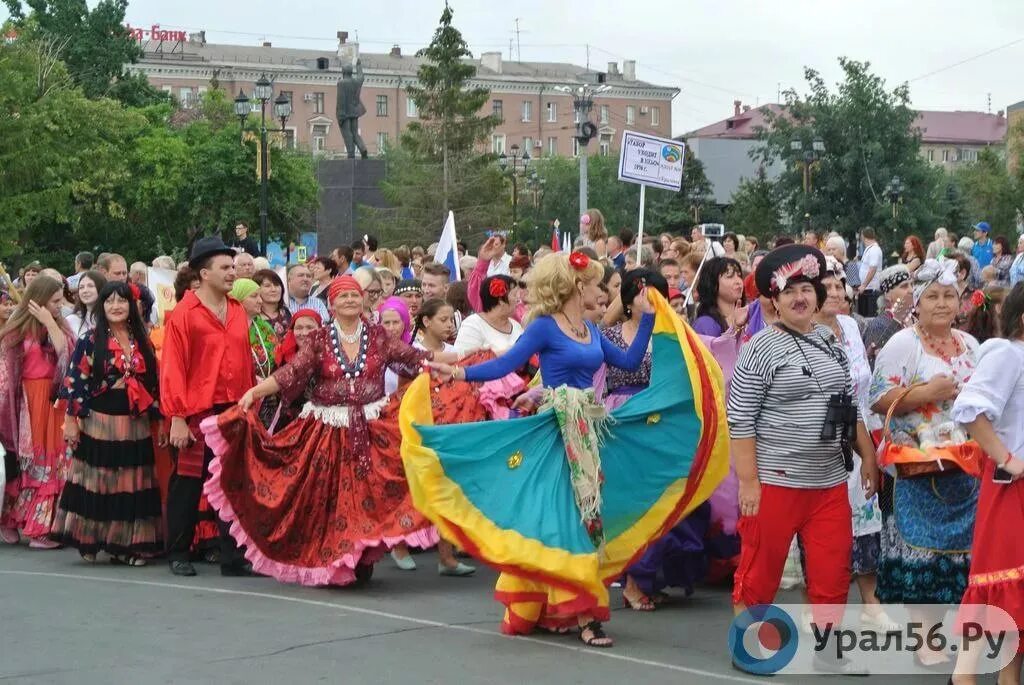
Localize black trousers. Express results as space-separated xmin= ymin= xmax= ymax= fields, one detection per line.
xmin=165 ymin=406 xmax=243 ymax=568
xmin=857 ymin=289 xmax=879 ymax=317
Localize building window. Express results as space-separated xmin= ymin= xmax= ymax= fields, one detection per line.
xmin=493 ymin=99 xmax=503 ymax=121
xmin=651 ymin=107 xmax=660 ymax=126
xmin=313 ymin=92 xmax=325 ymax=114
xmin=312 ymin=123 xmax=329 ymax=154
xmin=961 ymin=148 xmax=978 ymax=162
xmin=927 ymin=149 xmax=935 ymax=162
xmin=376 ymin=132 xmax=389 ymax=154
xmin=523 ymin=137 xmax=533 ymax=153
xmin=376 ymin=95 xmax=388 ymax=117
xmin=547 ymin=102 xmax=557 ymax=123
xmin=626 ymin=105 xmax=636 ymax=125
xmin=600 ymin=105 xmax=609 ymax=125
xmin=406 ymin=97 xmax=418 ymax=118
xmin=492 ymin=133 xmax=506 ymax=155
xmin=599 ymin=134 xmax=611 ymax=157
xmin=547 ymin=136 xmax=557 ymax=156
xmin=522 ymin=100 xmax=532 ymax=122
xmin=179 ymin=87 xmax=194 ymax=108
xmin=284 ymin=128 xmax=296 ymax=149
xmin=942 ymin=149 xmax=949 ymax=162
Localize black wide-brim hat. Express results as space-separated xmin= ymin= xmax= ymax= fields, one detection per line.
xmin=754 ymin=244 xmax=827 ymax=298
xmin=189 ymin=236 xmax=237 ymax=270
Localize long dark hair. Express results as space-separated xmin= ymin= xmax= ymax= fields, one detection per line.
xmin=695 ymin=257 xmax=744 ymax=332
xmin=621 ymin=268 xmax=668 ymax=318
xmin=90 ymin=281 xmax=158 ymax=394
xmin=73 ymin=270 xmax=108 ymax=320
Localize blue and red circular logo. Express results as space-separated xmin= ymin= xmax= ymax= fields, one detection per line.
xmin=728 ymin=604 xmax=799 ymax=675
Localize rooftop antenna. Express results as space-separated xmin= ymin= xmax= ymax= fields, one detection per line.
xmin=586 ymin=43 xmax=590 ymax=71
xmin=514 ymin=18 xmax=522 ymax=62
xmin=987 ymin=92 xmax=992 ymax=113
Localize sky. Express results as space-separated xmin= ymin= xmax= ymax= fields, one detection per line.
xmin=8 ymin=0 xmax=1024 ymax=134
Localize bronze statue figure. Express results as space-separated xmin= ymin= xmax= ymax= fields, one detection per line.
xmin=336 ymin=59 xmax=368 ymax=159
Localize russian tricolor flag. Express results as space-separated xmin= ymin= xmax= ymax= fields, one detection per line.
xmin=434 ymin=210 xmax=461 ymax=282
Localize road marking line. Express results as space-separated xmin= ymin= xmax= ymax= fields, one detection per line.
xmin=0 ymin=569 xmax=766 ymax=684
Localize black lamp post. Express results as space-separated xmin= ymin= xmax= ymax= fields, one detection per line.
xmin=235 ymin=73 xmax=292 ymax=256
xmin=790 ymin=136 xmax=825 ymax=230
xmin=884 ymin=175 xmax=905 ymax=228
xmin=498 ymin=143 xmax=530 ymax=242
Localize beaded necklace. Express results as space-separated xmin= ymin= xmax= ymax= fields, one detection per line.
xmin=330 ymin=320 xmax=369 ymax=391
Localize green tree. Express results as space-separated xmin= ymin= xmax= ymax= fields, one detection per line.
xmin=756 ymin=58 xmax=940 ymax=246
xmin=4 ymin=0 xmax=166 ymax=105
xmin=953 ymin=147 xmax=1019 ymax=235
xmin=0 ymin=36 xmax=146 ymax=262
xmin=363 ymin=4 xmax=507 ymax=246
xmin=724 ymin=168 xmax=784 ymax=241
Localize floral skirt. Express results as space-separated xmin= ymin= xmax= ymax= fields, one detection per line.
xmin=875 ymin=471 xmax=977 ymax=604
xmin=1 ymin=379 xmax=68 ymax=537
xmin=201 ymin=402 xmax=438 ymax=586
xmin=49 ymin=391 xmax=162 ymax=556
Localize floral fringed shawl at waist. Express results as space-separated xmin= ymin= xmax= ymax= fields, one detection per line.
xmin=538 ymin=386 xmax=613 ymax=552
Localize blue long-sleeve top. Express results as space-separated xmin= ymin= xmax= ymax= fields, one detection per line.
xmin=464 ymin=313 xmax=656 ymax=389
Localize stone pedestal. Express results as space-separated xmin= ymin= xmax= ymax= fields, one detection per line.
xmin=315 ymin=158 xmax=388 ymax=252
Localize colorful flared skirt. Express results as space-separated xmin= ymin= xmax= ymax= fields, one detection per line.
xmin=1 ymin=379 xmax=68 ymax=537
xmin=202 ymin=402 xmax=438 ymax=586
xmin=400 ymin=290 xmax=730 ymax=632
xmin=49 ymin=390 xmax=162 ymax=556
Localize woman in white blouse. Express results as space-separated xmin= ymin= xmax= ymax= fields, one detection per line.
xmin=65 ymin=271 xmax=106 ymax=339
xmin=814 ymin=257 xmax=892 ymax=630
xmin=950 ymin=283 xmax=1024 ymax=685
xmin=454 ymin=275 xmax=523 ymax=357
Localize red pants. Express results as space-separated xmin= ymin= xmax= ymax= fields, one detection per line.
xmin=733 ymin=483 xmax=852 ymax=626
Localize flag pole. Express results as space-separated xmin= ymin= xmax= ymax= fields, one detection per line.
xmin=636 ymin=183 xmax=646 ymax=264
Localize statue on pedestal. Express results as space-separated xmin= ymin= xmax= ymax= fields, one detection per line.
xmin=336 ymin=59 xmax=368 ymax=159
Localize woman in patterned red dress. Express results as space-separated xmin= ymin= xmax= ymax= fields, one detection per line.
xmin=200 ymin=276 xmax=459 ymax=586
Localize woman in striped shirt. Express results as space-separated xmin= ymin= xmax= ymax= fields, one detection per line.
xmin=727 ymin=245 xmax=879 ymax=675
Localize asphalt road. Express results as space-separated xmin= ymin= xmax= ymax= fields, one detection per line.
xmin=0 ymin=545 xmax=944 ymax=685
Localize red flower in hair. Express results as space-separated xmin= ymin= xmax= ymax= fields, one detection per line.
xmin=569 ymin=251 xmax=590 ymax=270
xmin=488 ymin=278 xmax=509 ymax=299
xmin=970 ymin=290 xmax=987 ymax=309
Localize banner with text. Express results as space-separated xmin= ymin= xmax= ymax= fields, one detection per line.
xmin=617 ymin=131 xmax=685 ymax=191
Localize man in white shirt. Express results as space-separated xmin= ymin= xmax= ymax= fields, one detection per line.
xmin=285 ymin=263 xmax=329 ymax=319
xmin=857 ymin=227 xmax=884 ymax=317
xmin=485 ymin=234 xmax=512 ymax=277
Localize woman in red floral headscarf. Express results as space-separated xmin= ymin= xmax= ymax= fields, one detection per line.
xmin=200 ymin=276 xmax=459 ymax=586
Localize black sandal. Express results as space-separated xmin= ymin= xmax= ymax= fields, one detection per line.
xmin=578 ymin=620 xmax=614 ymax=648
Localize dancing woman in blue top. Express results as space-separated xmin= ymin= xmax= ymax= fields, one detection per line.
xmin=406 ymin=251 xmax=729 ymax=649
xmin=427 ymin=251 xmax=653 ymax=647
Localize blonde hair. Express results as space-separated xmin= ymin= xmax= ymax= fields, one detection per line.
xmin=582 ymin=208 xmax=608 ymax=241
xmin=375 ymin=248 xmax=402 ymax=276
xmin=524 ymin=253 xmax=604 ymax=323
xmin=671 ymin=239 xmax=691 ymax=259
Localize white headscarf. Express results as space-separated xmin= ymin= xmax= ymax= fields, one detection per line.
xmin=912 ymin=258 xmax=958 ymax=305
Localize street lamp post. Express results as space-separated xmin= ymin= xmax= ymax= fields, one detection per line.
xmin=555 ymin=84 xmax=609 ymax=216
xmin=790 ymin=136 xmax=825 ymax=231
xmin=884 ymin=175 xmax=905 ymax=229
xmin=235 ymin=73 xmax=292 ymax=256
xmin=498 ymin=143 xmax=530 ymax=243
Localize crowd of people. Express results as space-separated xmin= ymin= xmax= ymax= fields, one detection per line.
xmin=1 ymin=212 xmax=1023 ymax=681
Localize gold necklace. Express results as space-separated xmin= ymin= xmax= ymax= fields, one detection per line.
xmin=563 ymin=313 xmax=588 ymax=340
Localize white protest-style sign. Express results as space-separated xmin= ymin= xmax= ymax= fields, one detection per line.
xmin=617 ymin=130 xmax=686 ymax=263
xmin=618 ymin=131 xmax=685 ymax=192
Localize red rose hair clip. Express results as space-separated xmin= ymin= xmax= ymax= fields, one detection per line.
xmin=569 ymin=251 xmax=590 ymax=271
xmin=488 ymin=278 xmax=509 ymax=299
xmin=970 ymin=289 xmax=988 ymax=310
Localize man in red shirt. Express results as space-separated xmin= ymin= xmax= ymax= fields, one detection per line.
xmin=161 ymin=237 xmax=257 ymax=577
